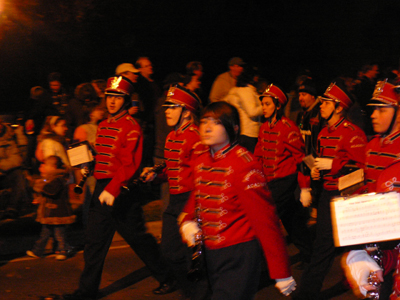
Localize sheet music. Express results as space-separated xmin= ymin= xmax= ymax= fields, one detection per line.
xmin=331 ymin=192 xmax=400 ymax=246
xmin=67 ymin=144 xmax=94 ymax=166
xmin=338 ymin=169 xmax=364 ymax=191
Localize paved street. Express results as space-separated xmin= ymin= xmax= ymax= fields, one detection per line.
xmin=0 ymin=219 xmax=359 ymax=300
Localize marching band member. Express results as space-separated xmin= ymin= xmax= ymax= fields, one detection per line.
xmin=254 ymin=84 xmax=312 ymax=266
xmin=63 ymin=76 xmax=172 ymax=300
xmin=343 ymin=80 xmax=400 ymax=299
xmin=141 ymin=84 xmax=209 ymax=299
xmin=294 ymin=82 xmax=367 ymax=299
xmin=180 ymin=102 xmax=296 ymax=300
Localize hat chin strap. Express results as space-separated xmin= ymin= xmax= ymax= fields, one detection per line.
xmin=173 ymin=106 xmax=186 ymax=129
xmin=267 ymin=107 xmax=278 ymax=124
xmin=325 ymin=101 xmax=340 ymax=122
xmin=382 ymin=106 xmax=398 ymax=137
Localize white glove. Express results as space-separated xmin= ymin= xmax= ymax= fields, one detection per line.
xmin=300 ymin=188 xmax=312 ymax=207
xmin=180 ymin=221 xmax=201 ymax=247
xmin=275 ymin=276 xmax=296 ymax=296
xmin=99 ymin=190 xmax=115 ymax=206
xmin=345 ymin=250 xmax=382 ymax=296
xmin=315 ymin=158 xmax=333 ymax=170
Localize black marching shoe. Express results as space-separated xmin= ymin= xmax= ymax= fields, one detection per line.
xmin=152 ymin=280 xmax=178 ymax=295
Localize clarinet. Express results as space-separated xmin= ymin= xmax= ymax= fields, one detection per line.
xmin=121 ymin=161 xmax=166 ymax=194
xmin=187 ymin=206 xmax=206 ymax=282
xmin=74 ymin=161 xmax=95 ymax=194
xmin=365 ymin=243 xmax=383 ymax=299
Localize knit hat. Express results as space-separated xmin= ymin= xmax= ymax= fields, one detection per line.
xmin=298 ymin=79 xmax=317 ymax=97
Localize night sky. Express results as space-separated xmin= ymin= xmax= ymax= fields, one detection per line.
xmin=1 ymin=0 xmax=400 ymax=113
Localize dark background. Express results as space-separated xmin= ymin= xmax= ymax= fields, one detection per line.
xmin=1 ymin=0 xmax=400 ymax=113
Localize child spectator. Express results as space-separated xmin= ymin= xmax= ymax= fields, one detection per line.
xmin=26 ymin=155 xmax=75 ymax=260
xmin=36 ymin=116 xmax=70 ymax=168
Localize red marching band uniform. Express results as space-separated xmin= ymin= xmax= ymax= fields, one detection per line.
xmin=361 ymin=80 xmax=400 ymax=300
xmin=317 ymin=83 xmax=367 ymax=191
xmin=181 ymin=143 xmax=291 ymax=280
xmin=317 ymin=116 xmax=367 ymax=191
xmin=93 ymin=77 xmax=142 ymax=198
xmin=254 ymin=108 xmax=309 ymax=188
xmin=159 ymin=84 xmax=207 ymax=194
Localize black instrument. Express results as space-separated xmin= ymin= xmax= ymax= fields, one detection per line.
xmin=74 ymin=161 xmax=95 ymax=194
xmin=187 ymin=231 xmax=206 ymax=282
xmin=187 ymin=206 xmax=206 ymax=282
xmin=121 ymin=161 xmax=166 ymax=194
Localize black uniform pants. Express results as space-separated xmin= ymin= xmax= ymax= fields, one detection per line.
xmin=77 ymin=179 xmax=168 ymax=299
xmin=206 ymin=239 xmax=261 ymax=300
xmin=268 ymin=173 xmax=312 ymax=262
xmin=297 ymin=188 xmax=339 ymax=299
xmin=161 ymin=191 xmax=210 ymax=299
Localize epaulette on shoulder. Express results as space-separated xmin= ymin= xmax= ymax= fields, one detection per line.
xmin=126 ymin=115 xmax=139 ymax=126
xmin=236 ymin=148 xmax=253 ymax=163
xmin=189 ymin=126 xmax=200 ymax=135
xmin=343 ymin=121 xmax=355 ymax=131
xmin=282 ymin=118 xmax=292 ymax=128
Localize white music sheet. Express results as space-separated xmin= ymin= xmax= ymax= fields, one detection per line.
xmin=67 ymin=144 xmax=93 ymax=166
xmin=331 ymin=192 xmax=400 ymax=246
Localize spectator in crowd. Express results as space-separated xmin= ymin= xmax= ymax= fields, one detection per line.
xmin=225 ymin=65 xmax=263 ymax=152
xmin=66 ymin=82 xmax=100 ymax=140
xmin=353 ymin=63 xmax=380 ymax=136
xmin=293 ymin=82 xmax=367 ymax=300
xmin=353 ymin=63 xmax=380 ymax=111
xmin=0 ymin=117 xmax=31 ymax=220
xmin=180 ymin=102 xmax=296 ymax=299
xmin=208 ymin=57 xmax=245 ymax=103
xmin=63 ymin=76 xmax=174 ymax=300
xmin=186 ymin=61 xmax=203 ymax=79
xmin=185 ymin=61 xmax=205 ymax=105
xmin=36 ymin=116 xmax=70 ymax=169
xmin=296 ymin=79 xmax=324 ymax=222
xmin=254 ymin=84 xmax=313 ymax=267
xmin=24 ymin=86 xmax=49 ymax=173
xmin=115 ymin=63 xmax=141 ymax=116
xmin=26 ymin=155 xmax=75 ymax=261
xmin=135 ymin=57 xmax=162 ymax=167
xmin=285 ymin=71 xmax=313 ymax=123
xmin=141 ymin=84 xmax=209 ymax=299
xmin=91 ymin=79 xmax=107 ymax=106
xmin=47 ymin=72 xmax=70 ymax=117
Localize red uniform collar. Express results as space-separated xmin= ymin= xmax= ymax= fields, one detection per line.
xmin=327 ymin=117 xmax=345 ymax=133
xmin=212 ymin=142 xmax=238 ymax=160
xmin=380 ymin=130 xmax=400 ymax=145
xmin=175 ymin=121 xmax=193 ymax=136
xmin=107 ymin=110 xmax=128 ymax=123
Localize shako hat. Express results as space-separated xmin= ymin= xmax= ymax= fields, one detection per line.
xmin=259 ymin=84 xmax=288 ymax=106
xmin=163 ymin=84 xmax=201 ymax=113
xmin=105 ymin=76 xmax=134 ymax=97
xmin=319 ymin=82 xmax=353 ymax=110
xmin=368 ymin=79 xmax=400 ymax=107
